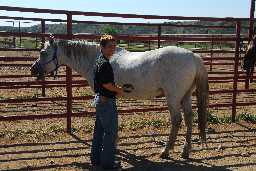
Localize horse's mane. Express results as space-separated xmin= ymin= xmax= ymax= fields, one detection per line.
xmin=56 ymin=39 xmax=128 ymax=58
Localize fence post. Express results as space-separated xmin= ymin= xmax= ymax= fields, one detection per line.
xmin=41 ymin=20 xmax=46 ymax=97
xmin=232 ymin=21 xmax=241 ymax=122
xmin=35 ymin=36 xmax=38 ymax=48
xmin=157 ymin=25 xmax=161 ymax=49
xmin=18 ymin=21 xmax=21 ymax=47
xmin=66 ymin=12 xmax=73 ymax=134
xmin=210 ymin=36 xmax=214 ymax=71
xmin=249 ymin=0 xmax=255 ymax=41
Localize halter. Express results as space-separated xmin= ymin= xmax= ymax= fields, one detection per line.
xmin=34 ymin=46 xmax=59 ymax=79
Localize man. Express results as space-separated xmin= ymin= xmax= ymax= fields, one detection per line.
xmin=91 ymin=34 xmax=124 ymax=170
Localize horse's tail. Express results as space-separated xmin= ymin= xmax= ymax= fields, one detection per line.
xmin=195 ymin=56 xmax=209 ymax=143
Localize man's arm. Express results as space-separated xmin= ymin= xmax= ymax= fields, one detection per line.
xmin=102 ymin=83 xmax=124 ymax=96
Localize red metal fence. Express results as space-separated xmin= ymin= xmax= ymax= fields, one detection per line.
xmin=0 ymin=6 xmax=255 ymax=133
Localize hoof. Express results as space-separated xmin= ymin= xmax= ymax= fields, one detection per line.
xmin=160 ymin=152 xmax=170 ymax=159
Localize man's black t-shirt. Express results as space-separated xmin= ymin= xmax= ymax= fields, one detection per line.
xmin=93 ymin=54 xmax=116 ymax=98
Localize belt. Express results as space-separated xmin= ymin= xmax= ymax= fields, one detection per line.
xmin=97 ymin=95 xmax=115 ymax=103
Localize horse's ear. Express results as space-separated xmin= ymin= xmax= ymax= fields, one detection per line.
xmin=48 ymin=34 xmax=55 ymax=45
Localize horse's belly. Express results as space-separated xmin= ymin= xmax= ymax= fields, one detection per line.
xmin=116 ymin=78 xmax=163 ymax=99
xmin=114 ymin=67 xmax=162 ymax=99
xmin=122 ymin=88 xmax=162 ymax=99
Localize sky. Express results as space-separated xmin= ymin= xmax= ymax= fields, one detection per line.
xmin=0 ymin=0 xmax=253 ymax=27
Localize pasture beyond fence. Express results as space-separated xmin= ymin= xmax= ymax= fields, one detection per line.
xmin=0 ymin=6 xmax=255 ymax=133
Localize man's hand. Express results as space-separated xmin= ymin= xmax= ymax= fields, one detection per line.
xmin=102 ymin=83 xmax=124 ymax=97
xmin=122 ymin=84 xmax=134 ymax=93
xmin=116 ymin=87 xmax=124 ymax=97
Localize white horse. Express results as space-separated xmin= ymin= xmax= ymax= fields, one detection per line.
xmin=31 ymin=39 xmax=209 ymax=159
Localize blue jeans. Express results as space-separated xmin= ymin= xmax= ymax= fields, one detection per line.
xmin=90 ymin=94 xmax=118 ymax=167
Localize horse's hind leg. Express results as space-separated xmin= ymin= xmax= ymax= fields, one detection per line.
xmin=160 ymin=98 xmax=182 ymax=159
xmin=181 ymin=94 xmax=193 ymax=159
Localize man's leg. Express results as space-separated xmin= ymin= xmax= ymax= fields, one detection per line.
xmin=91 ymin=113 xmax=104 ymax=165
xmin=99 ymin=99 xmax=118 ymax=168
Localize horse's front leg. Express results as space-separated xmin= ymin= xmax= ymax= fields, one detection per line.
xmin=160 ymin=101 xmax=182 ymax=159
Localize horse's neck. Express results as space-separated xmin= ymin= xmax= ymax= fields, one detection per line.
xmin=58 ymin=43 xmax=100 ymax=88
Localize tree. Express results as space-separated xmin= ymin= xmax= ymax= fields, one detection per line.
xmin=102 ymin=25 xmax=119 ymax=35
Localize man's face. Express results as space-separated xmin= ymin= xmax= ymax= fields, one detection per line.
xmin=101 ymin=41 xmax=116 ymax=59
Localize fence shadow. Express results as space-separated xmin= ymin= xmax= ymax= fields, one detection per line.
xmin=0 ymin=126 xmax=255 ymax=170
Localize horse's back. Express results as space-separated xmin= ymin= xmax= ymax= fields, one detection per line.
xmin=111 ymin=46 xmax=200 ymax=99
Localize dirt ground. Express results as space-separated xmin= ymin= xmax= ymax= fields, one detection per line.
xmin=0 ymin=115 xmax=255 ymax=171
